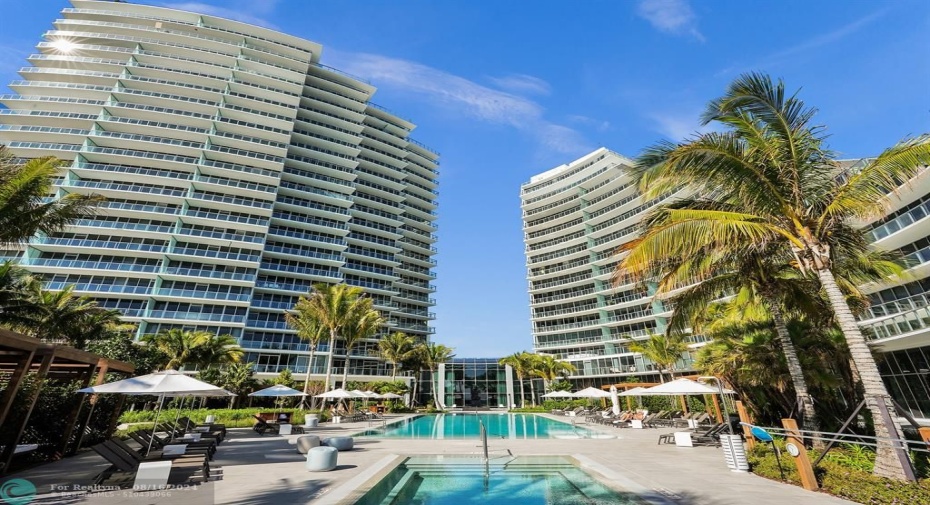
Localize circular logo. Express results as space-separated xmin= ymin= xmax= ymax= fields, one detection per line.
xmin=785 ymin=443 xmax=801 ymax=457
xmin=0 ymin=478 xmax=37 ymax=505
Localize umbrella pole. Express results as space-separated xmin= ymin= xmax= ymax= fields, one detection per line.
xmin=146 ymin=394 xmax=165 ymax=456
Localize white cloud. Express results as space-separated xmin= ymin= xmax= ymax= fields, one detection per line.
xmin=647 ymin=109 xmax=715 ymax=141
xmin=567 ymin=114 xmax=611 ymax=132
xmin=158 ymin=1 xmax=281 ymax=29
xmin=330 ymin=52 xmax=594 ymax=155
xmin=636 ymin=0 xmax=704 ymax=41
xmin=716 ymin=9 xmax=887 ymax=77
xmin=487 ymin=74 xmax=551 ymax=95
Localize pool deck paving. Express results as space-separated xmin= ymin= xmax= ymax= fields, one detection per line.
xmin=2 ymin=413 xmax=857 ymax=505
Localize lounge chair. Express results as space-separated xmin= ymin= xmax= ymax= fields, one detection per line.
xmin=129 ymin=431 xmax=215 ymax=459
xmin=106 ymin=438 xmax=208 ymax=471
xmin=691 ymin=423 xmax=728 ymax=446
xmin=252 ymin=415 xmax=279 ymax=436
xmin=91 ymin=442 xmax=207 ymax=489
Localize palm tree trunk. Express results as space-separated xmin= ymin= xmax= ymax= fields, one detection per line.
xmin=518 ymin=374 xmax=526 ymax=408
xmin=410 ymin=370 xmax=419 ymax=408
xmin=322 ymin=330 xmax=337 ymax=392
xmin=304 ymin=346 xmax=317 ymax=409
xmin=816 ymin=266 xmax=913 ymax=480
xmin=431 ymin=367 xmax=441 ymax=410
xmin=768 ymin=301 xmax=820 ymax=438
xmin=341 ymin=351 xmax=350 ymax=389
xmin=391 ymin=363 xmax=397 ymax=382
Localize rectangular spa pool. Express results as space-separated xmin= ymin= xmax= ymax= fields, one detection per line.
xmin=358 ymin=413 xmax=614 ymax=439
xmin=353 ymin=455 xmax=643 ymax=505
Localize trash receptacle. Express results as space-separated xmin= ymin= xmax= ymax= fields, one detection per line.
xmin=720 ymin=434 xmax=749 ymax=472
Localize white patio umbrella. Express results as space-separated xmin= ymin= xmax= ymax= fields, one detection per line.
xmin=572 ymin=387 xmax=612 ymax=398
xmin=609 ymin=385 xmax=621 ymax=416
xmin=618 ymin=387 xmax=650 ymax=396
xmin=315 ymin=388 xmax=360 ymax=413
xmin=637 ymin=378 xmax=735 ymax=396
xmin=77 ymin=370 xmax=233 ymax=455
xmin=541 ymin=391 xmax=574 ymax=398
xmin=380 ymin=392 xmax=403 ymax=399
xmin=249 ymin=385 xmax=307 ymax=422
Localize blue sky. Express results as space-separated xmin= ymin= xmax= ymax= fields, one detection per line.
xmin=1 ymin=0 xmax=928 ymax=357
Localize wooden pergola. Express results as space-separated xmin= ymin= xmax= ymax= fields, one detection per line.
xmin=0 ymin=329 xmax=134 ymax=474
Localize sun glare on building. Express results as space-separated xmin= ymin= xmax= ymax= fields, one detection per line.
xmin=49 ymin=38 xmax=77 ymax=53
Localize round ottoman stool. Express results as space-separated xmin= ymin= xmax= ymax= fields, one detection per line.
xmin=306 ymin=446 xmax=338 ymax=472
xmin=295 ymin=435 xmax=321 ymax=454
xmin=322 ymin=437 xmax=354 ymax=451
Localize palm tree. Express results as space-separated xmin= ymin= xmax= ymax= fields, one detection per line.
xmin=379 ymin=332 xmax=415 ymax=381
xmin=696 ymin=304 xmax=854 ymax=426
xmin=622 ymin=72 xmax=930 ymax=479
xmin=531 ymin=354 xmax=576 ymax=392
xmin=143 ymin=329 xmax=212 ymax=370
xmin=284 ymin=296 xmax=328 ymax=397
xmin=0 ymin=147 xmax=103 ymax=247
xmin=340 ymin=304 xmax=384 ymax=388
xmin=628 ymin=332 xmax=689 ymax=383
xmin=499 ymin=352 xmax=536 ymax=408
xmin=404 ymin=343 xmax=429 ymax=407
xmin=220 ymin=362 xmax=259 ymax=408
xmin=661 ymin=242 xmax=901 ymax=434
xmin=191 ymin=333 xmax=243 ymax=368
xmin=14 ymin=285 xmax=115 ymax=348
xmin=301 ymin=283 xmax=370 ymax=392
xmin=0 ymin=261 xmax=39 ymax=320
xmin=422 ymin=343 xmax=455 ymax=410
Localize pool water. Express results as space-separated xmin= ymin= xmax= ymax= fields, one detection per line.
xmin=354 ymin=456 xmax=643 ymax=505
xmin=359 ymin=413 xmax=612 ymax=439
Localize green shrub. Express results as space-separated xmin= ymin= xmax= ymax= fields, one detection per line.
xmin=118 ymin=408 xmax=327 ymax=428
xmin=747 ymin=440 xmax=930 ymax=504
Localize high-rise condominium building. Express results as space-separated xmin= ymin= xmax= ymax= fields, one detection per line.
xmin=0 ymin=0 xmax=439 ymax=381
xmin=523 ymin=148 xmax=930 ymax=420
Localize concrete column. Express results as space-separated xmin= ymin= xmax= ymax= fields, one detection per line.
xmin=504 ymin=364 xmax=515 ymax=409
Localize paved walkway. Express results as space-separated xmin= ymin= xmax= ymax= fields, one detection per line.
xmin=1 ymin=414 xmax=856 ymax=505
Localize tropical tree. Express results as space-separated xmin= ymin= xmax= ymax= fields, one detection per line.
xmin=379 ymin=332 xmax=415 ymax=381
xmin=88 ymin=331 xmax=166 ymax=375
xmin=219 ymin=362 xmax=260 ymax=408
xmin=628 ymin=332 xmax=689 ymax=383
xmin=621 ymin=72 xmax=930 ymax=479
xmin=696 ymin=308 xmax=854 ymax=426
xmin=301 ymin=283 xmax=370 ymax=392
xmin=142 ymin=329 xmax=240 ymax=370
xmin=341 ymin=305 xmax=384 ymax=388
xmin=662 ymin=242 xmax=901 ymax=434
xmin=422 ymin=343 xmax=455 ymax=410
xmin=0 ymin=261 xmax=39 ymax=320
xmin=531 ymin=354 xmax=576 ymax=392
xmin=499 ymin=352 xmax=537 ymax=408
xmin=404 ymin=344 xmax=429 ymax=407
xmin=284 ymin=297 xmax=328 ymax=398
xmin=10 ymin=284 xmax=122 ymax=349
xmin=0 ymin=147 xmax=103 ymax=247
xmin=190 ymin=333 xmax=242 ymax=368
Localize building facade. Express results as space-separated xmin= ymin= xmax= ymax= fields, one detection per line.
xmin=0 ymin=0 xmax=438 ymax=381
xmin=521 ymin=148 xmax=701 ymax=389
xmin=415 ymin=358 xmax=542 ymax=409
xmin=523 ymin=149 xmax=930 ymax=420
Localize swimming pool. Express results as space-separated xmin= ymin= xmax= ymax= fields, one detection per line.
xmin=358 ymin=413 xmax=612 ymax=439
xmin=353 ymin=455 xmax=642 ymax=504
